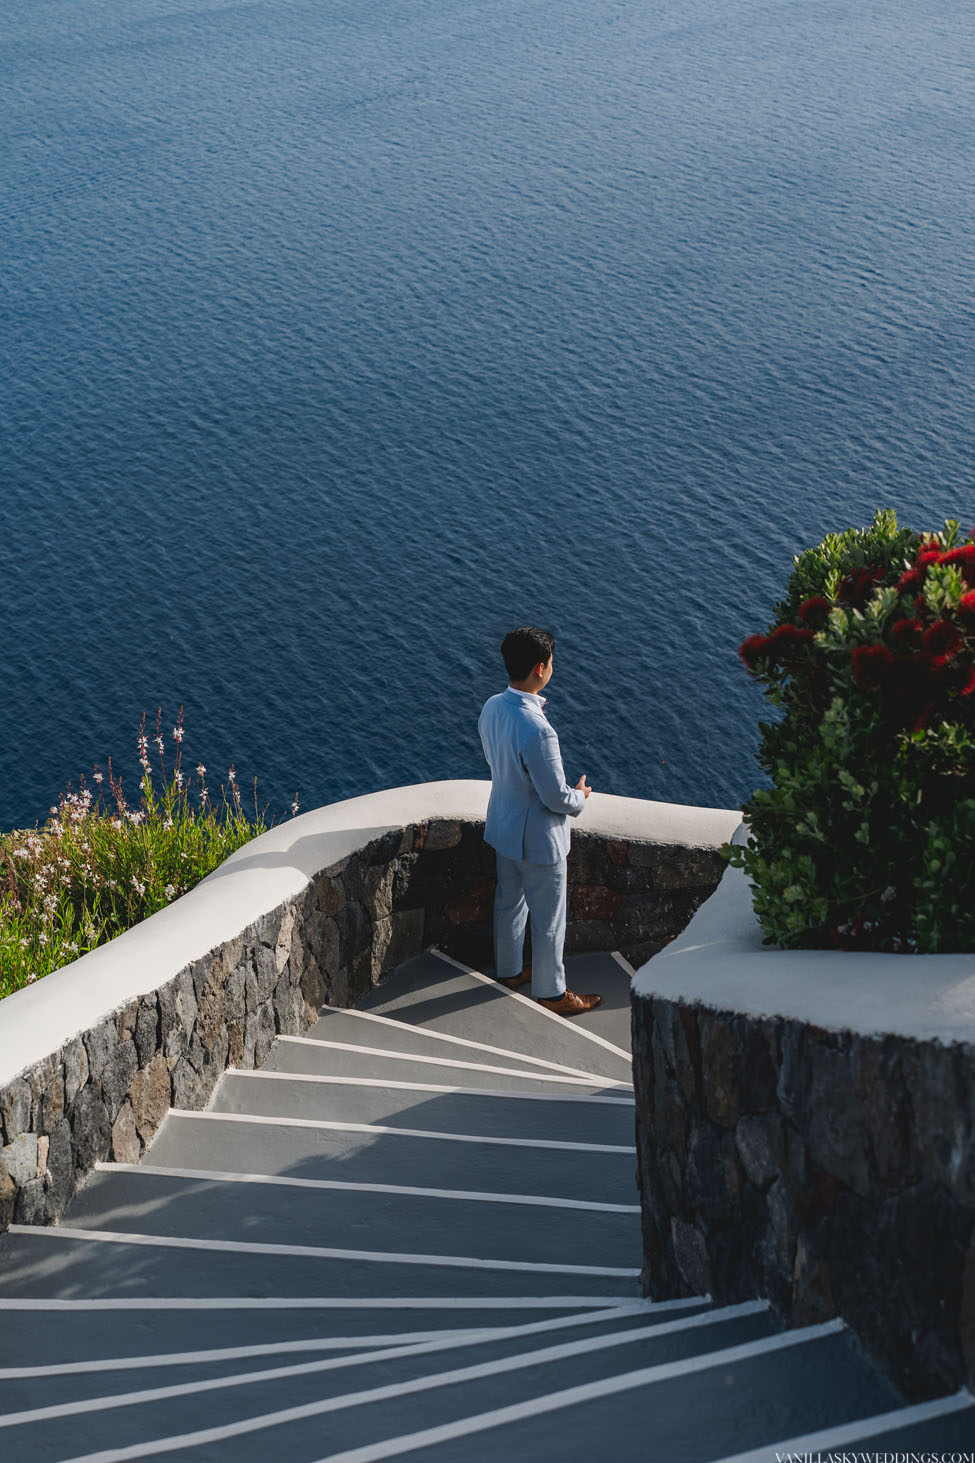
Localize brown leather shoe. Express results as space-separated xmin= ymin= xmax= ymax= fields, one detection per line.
xmin=536 ymin=990 xmax=602 ymax=1017
xmin=496 ymin=966 xmax=532 ymax=990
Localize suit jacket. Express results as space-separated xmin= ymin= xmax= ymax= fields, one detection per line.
xmin=478 ymin=686 xmax=586 ymax=864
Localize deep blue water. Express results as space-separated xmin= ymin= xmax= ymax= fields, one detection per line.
xmin=3 ymin=0 xmax=974 ymax=830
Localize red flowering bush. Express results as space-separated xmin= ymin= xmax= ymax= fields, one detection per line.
xmin=728 ymin=510 xmax=975 ymax=952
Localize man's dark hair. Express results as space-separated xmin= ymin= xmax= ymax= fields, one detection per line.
xmin=501 ymin=627 xmax=555 ymax=681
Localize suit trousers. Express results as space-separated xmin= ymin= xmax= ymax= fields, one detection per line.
xmin=493 ymin=851 xmax=568 ymax=1000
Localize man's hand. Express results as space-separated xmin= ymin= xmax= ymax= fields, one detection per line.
xmin=576 ymin=775 xmax=592 ymax=799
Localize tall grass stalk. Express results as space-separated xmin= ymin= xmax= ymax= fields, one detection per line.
xmin=0 ymin=709 xmax=299 ymax=999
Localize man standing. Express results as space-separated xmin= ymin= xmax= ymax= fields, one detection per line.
xmin=478 ymin=627 xmax=602 ymax=1017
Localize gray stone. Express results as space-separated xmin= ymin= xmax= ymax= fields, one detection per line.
xmin=44 ymin=1119 xmax=74 ymax=1217
xmin=0 ymin=1152 xmax=16 ymax=1229
xmin=99 ymin=1038 xmax=140 ymax=1121
xmin=791 ymin=1230 xmax=835 ymax=1326
xmin=424 ymin=821 xmax=462 ymax=852
xmin=84 ymin=1017 xmax=120 ymax=1081
xmin=274 ymin=905 xmax=296 ymax=975
xmin=253 ymin=1002 xmax=276 ymax=1068
xmin=801 ymin=1041 xmax=872 ymax=1198
xmin=28 ymin=1054 xmax=60 ymax=1130
xmin=134 ymin=998 xmax=159 ymax=1068
xmin=670 ymin=1217 xmax=711 ymax=1294
xmin=247 ymin=944 xmax=278 ymax=1007
xmin=174 ymin=969 xmax=199 ymax=1033
xmin=273 ymin=972 xmax=302 ymax=1036
xmin=14 ymin=1177 xmax=49 ymax=1226
xmin=699 ymin=1013 xmax=740 ymax=1129
xmin=115 ymin=1001 xmax=139 ymax=1044
xmin=328 ymin=965 xmax=350 ymax=1010
xmin=1 ymin=1077 xmax=33 ymax=1142
xmin=111 ymin=1101 xmax=141 ymax=1164
xmin=736 ymin=1113 xmax=785 ymax=1192
xmin=170 ymin=1056 xmax=209 ymax=1111
xmin=69 ymin=1084 xmax=112 ymax=1172
xmin=225 ymin=965 xmax=247 ymax=1023
xmin=62 ymin=1037 xmax=89 ymax=1107
xmin=2 ymin=1133 xmax=38 ymax=1187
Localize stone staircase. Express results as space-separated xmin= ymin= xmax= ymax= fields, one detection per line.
xmin=0 ymin=949 xmax=971 ymax=1461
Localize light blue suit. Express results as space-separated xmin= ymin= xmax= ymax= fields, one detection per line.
xmin=478 ymin=687 xmax=586 ymax=998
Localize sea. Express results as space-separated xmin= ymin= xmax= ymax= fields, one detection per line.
xmin=3 ymin=0 xmax=973 ymax=831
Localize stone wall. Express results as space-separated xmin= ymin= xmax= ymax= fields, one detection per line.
xmin=632 ymin=918 xmax=975 ymax=1401
xmin=0 ymin=809 xmax=725 ymax=1236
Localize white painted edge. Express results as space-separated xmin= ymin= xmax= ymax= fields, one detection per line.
xmin=275 ymin=1037 xmax=630 ymax=1089
xmin=59 ymin=1315 xmax=837 ymax=1463
xmin=307 ymin=1321 xmax=847 ymax=1463
xmin=314 ymin=1005 xmax=628 ymax=1085
xmin=710 ymin=1387 xmax=975 ymax=1463
xmin=0 ymin=782 xmax=738 ymax=1086
xmin=431 ymin=950 xmax=633 ymax=1064
xmin=610 ymin=950 xmax=636 ymax=976
xmin=162 ymin=1108 xmax=636 ymax=1154
xmin=7 ymin=1225 xmax=641 ymax=1278
xmin=94 ymin=1162 xmax=642 ymax=1214
xmin=0 ymin=1306 xmax=639 ymax=1431
xmin=0 ymin=1295 xmax=670 ymax=1312
xmin=0 ymin=1301 xmax=673 ymax=1378
xmin=223 ymin=1067 xmax=634 ymax=1105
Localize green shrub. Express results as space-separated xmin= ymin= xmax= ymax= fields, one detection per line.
xmin=0 ymin=710 xmax=299 ymax=998
xmin=727 ymin=509 xmax=975 ymax=952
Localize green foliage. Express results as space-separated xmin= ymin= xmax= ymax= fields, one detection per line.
xmin=727 ymin=510 xmax=975 ymax=952
xmin=0 ymin=710 xmax=299 ymax=998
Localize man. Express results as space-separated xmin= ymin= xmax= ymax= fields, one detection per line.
xmin=478 ymin=627 xmax=602 ymax=1017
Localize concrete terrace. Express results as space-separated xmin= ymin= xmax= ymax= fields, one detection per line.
xmin=2 ymin=945 xmax=972 ymax=1461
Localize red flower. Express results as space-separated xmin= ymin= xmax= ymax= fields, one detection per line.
xmin=797 ymin=596 xmax=831 ymax=626
xmin=739 ymin=625 xmax=814 ymax=673
xmin=959 ymin=590 xmax=975 ymax=624
xmin=891 ymin=617 xmax=923 ymax=646
xmin=838 ymin=567 xmax=883 ymax=610
xmin=767 ymin=624 xmax=815 ymax=653
xmin=739 ymin=634 xmax=770 ymax=670
xmin=939 ymin=544 xmax=975 ymax=587
xmin=851 ymin=644 xmax=894 ymax=691
xmin=896 ymin=567 xmax=924 ymax=596
xmin=922 ymin=620 xmax=962 ymax=665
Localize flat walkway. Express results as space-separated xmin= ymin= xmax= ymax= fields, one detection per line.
xmin=0 ymin=949 xmax=969 ymax=1462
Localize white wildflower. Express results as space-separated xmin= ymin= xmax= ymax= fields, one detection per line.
xmin=196 ymin=763 xmax=206 ymax=777
xmin=164 ymin=884 xmax=176 ymax=900
xmin=173 ymin=726 xmax=184 ymax=742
